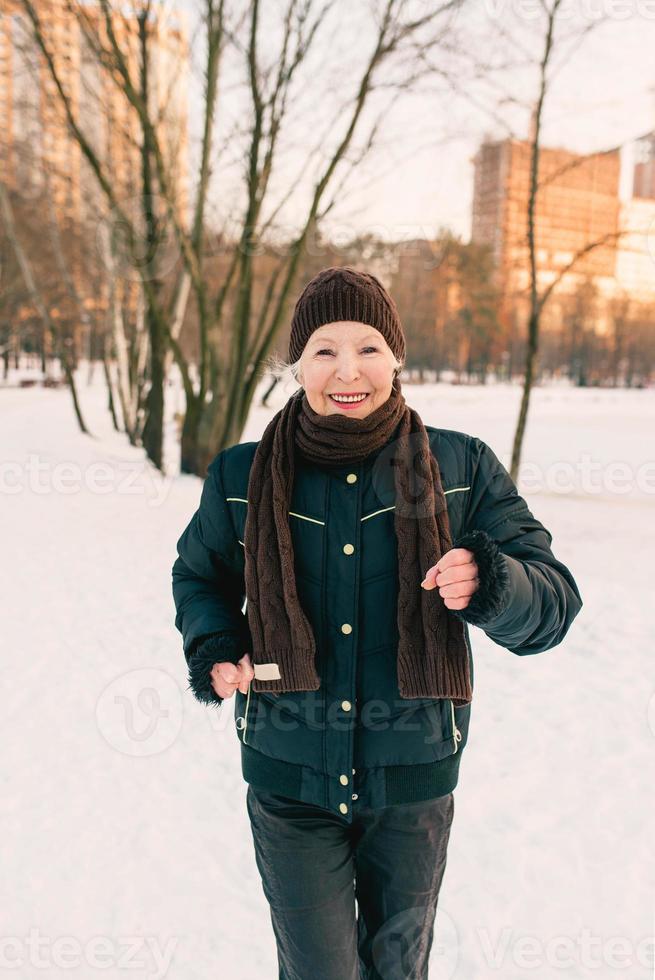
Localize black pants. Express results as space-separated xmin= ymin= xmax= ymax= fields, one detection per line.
xmin=246 ymin=785 xmax=455 ymax=980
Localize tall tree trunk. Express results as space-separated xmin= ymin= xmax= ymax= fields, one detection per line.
xmin=511 ymin=309 xmax=539 ymax=481
xmin=137 ymin=9 xmax=165 ymax=471
xmin=509 ymin=0 xmax=562 ymax=482
xmin=102 ymin=334 xmax=120 ymax=431
xmin=141 ymin=305 xmax=165 ymax=470
xmin=0 ymin=182 xmax=90 ymax=433
xmin=99 ymin=225 xmax=142 ymax=443
xmin=180 ymin=394 xmax=204 ymax=475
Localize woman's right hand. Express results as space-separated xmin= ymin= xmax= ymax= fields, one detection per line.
xmin=210 ymin=653 xmax=255 ymax=700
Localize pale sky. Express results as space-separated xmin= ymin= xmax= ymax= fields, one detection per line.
xmin=174 ymin=0 xmax=655 ymax=245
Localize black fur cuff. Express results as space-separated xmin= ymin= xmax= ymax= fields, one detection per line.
xmin=449 ymin=529 xmax=511 ymax=627
xmin=187 ymin=632 xmax=244 ymax=706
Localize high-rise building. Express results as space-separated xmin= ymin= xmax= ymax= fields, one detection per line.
xmin=614 ymin=198 xmax=655 ymax=304
xmin=471 ymin=138 xmax=622 ymax=331
xmin=632 ymin=133 xmax=655 ymax=200
xmin=0 ymin=0 xmax=189 ymax=356
xmin=0 ymin=0 xmax=189 ymax=228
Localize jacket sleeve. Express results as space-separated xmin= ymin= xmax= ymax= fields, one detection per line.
xmin=172 ymin=449 xmax=250 ymax=674
xmin=449 ymin=435 xmax=583 ymax=656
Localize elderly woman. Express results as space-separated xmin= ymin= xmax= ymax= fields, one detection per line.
xmin=172 ymin=266 xmax=582 ymax=980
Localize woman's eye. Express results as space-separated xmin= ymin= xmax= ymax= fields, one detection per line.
xmin=315 ymin=348 xmax=377 ymax=355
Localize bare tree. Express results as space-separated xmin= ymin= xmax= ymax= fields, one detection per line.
xmin=18 ymin=0 xmax=189 ymax=470
xmin=507 ymin=2 xmax=626 ymax=479
xmin=19 ymin=0 xmax=467 ymax=475
xmin=0 ymin=181 xmax=89 ymax=431
xmin=560 ymin=277 xmax=599 ymax=385
xmin=190 ymin=0 xmax=471 ymax=473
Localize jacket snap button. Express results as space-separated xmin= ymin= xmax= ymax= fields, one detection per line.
xmin=352 ymin=768 xmax=356 ymax=774
xmin=341 ymin=700 xmax=352 ymax=711
xmin=341 ymin=623 xmax=352 ymax=634
xmin=352 ymin=793 xmax=358 ymax=801
xmin=346 ymin=473 xmax=357 ymax=484
xmin=339 ymin=774 xmax=348 ymax=785
xmin=339 ymin=803 xmax=348 ymax=814
xmin=343 ymin=543 xmax=355 ymax=555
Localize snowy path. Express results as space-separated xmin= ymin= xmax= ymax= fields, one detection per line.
xmin=2 ymin=369 xmax=653 ymax=979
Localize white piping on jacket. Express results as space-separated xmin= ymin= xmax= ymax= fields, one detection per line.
xmin=226 ymin=498 xmax=325 ymax=527
xmin=361 ymin=505 xmax=396 ymax=522
xmin=289 ymin=511 xmax=326 ymax=526
xmin=228 ymin=484 xmax=470 ymax=532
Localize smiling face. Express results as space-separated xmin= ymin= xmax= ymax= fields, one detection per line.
xmin=297 ymin=321 xmax=399 ymax=418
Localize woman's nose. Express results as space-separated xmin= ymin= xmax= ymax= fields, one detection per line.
xmin=335 ymin=357 xmax=360 ymax=381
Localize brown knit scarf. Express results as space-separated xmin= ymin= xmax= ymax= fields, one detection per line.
xmin=243 ymin=376 xmax=472 ymax=706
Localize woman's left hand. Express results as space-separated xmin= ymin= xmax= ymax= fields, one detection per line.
xmin=421 ymin=548 xmax=480 ymax=611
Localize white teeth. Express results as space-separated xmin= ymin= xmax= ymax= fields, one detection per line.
xmin=331 ymin=394 xmax=367 ymax=403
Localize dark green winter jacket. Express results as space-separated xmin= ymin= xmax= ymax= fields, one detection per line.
xmin=172 ymin=426 xmax=582 ymax=823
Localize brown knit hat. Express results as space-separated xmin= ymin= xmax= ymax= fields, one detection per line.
xmin=288 ymin=266 xmax=406 ymax=365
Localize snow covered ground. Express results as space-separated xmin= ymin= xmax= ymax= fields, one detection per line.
xmin=2 ymin=364 xmax=654 ymax=979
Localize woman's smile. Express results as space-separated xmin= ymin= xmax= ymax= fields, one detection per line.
xmin=328 ymin=392 xmax=370 ymax=409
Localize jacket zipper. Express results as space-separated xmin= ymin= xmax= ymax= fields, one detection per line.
xmin=449 ymin=700 xmax=462 ymax=753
